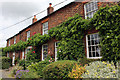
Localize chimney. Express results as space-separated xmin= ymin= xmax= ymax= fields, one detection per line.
xmin=32 ymin=15 xmax=37 ymax=23
xmin=47 ymin=3 xmax=54 ymax=15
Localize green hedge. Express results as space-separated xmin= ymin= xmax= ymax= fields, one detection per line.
xmin=27 ymin=61 xmax=51 ymax=78
xmin=42 ymin=60 xmax=77 ymax=78
xmin=1 ymin=57 xmax=12 ymax=69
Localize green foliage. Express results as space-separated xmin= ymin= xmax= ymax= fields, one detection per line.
xmin=1 ymin=57 xmax=12 ymax=69
xmin=91 ymin=5 xmax=120 ymax=62
xmin=68 ymin=64 xmax=86 ymax=78
xmin=77 ymin=57 xmax=100 ymax=66
xmin=42 ymin=60 xmax=77 ymax=78
xmin=10 ymin=64 xmax=23 ymax=76
xmin=18 ymin=59 xmax=25 ymax=67
xmin=25 ymin=48 xmax=40 ymax=67
xmin=27 ymin=61 xmax=51 ymax=78
xmin=81 ymin=61 xmax=118 ymax=78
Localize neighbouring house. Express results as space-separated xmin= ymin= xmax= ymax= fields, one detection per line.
xmin=5 ymin=0 xmax=117 ymax=65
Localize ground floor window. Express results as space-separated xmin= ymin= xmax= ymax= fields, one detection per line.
xmin=42 ymin=44 xmax=48 ymax=61
xmin=55 ymin=41 xmax=60 ymax=61
xmin=86 ymin=33 xmax=101 ymax=59
xmin=25 ymin=46 xmax=32 ymax=60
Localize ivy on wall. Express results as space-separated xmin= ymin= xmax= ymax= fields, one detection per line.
xmin=3 ymin=4 xmax=120 ymax=62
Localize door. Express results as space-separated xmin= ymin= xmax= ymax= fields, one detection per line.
xmin=12 ymin=52 xmax=15 ymax=66
xmin=22 ymin=51 xmax=24 ymax=60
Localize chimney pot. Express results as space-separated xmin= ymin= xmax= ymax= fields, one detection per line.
xmin=47 ymin=3 xmax=54 ymax=15
xmin=32 ymin=15 xmax=37 ymax=23
xmin=34 ymin=15 xmax=36 ymax=18
xmin=49 ymin=3 xmax=52 ymax=7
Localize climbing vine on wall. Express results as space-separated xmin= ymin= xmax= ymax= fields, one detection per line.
xmin=3 ymin=4 xmax=120 ymax=62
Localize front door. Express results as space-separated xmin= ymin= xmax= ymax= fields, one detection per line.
xmin=12 ymin=52 xmax=15 ymax=66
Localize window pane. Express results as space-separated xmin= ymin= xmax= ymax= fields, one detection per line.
xmin=92 ymin=46 xmax=95 ymax=51
xmin=88 ymin=41 xmax=90 ymax=45
xmin=89 ymin=47 xmax=91 ymax=51
xmin=91 ymin=40 xmax=94 ymax=45
xmin=89 ymin=51 xmax=92 ymax=57
xmin=88 ymin=35 xmax=90 ymax=40
xmin=93 ymin=52 xmax=95 ymax=57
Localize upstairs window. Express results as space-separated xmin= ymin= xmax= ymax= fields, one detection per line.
xmin=43 ymin=22 xmax=48 ymax=35
xmin=27 ymin=31 xmax=30 ymax=40
xmin=14 ymin=36 xmax=16 ymax=44
xmin=84 ymin=1 xmax=98 ymax=19
xmin=42 ymin=44 xmax=48 ymax=61
xmin=9 ymin=40 xmax=10 ymax=46
xmin=86 ymin=33 xmax=101 ymax=59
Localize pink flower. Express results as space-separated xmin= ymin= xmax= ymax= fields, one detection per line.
xmin=32 ymin=51 xmax=35 ymax=53
xmin=33 ymin=32 xmax=36 ymax=35
xmin=49 ymin=60 xmax=52 ymax=62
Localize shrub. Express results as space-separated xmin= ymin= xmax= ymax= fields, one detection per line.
xmin=81 ymin=61 xmax=118 ymax=78
xmin=27 ymin=60 xmax=51 ymax=78
xmin=10 ymin=64 xmax=23 ymax=77
xmin=42 ymin=60 xmax=77 ymax=78
xmin=77 ymin=57 xmax=100 ymax=66
xmin=1 ymin=57 xmax=12 ymax=69
xmin=15 ymin=70 xmax=39 ymax=79
xmin=68 ymin=64 xmax=86 ymax=78
xmin=18 ymin=59 xmax=25 ymax=67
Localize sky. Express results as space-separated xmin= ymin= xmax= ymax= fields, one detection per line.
xmin=0 ymin=0 xmax=74 ymax=47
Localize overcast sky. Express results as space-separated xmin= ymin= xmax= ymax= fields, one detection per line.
xmin=0 ymin=0 xmax=74 ymax=47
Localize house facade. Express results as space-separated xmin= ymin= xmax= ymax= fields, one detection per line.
xmin=6 ymin=1 xmax=117 ymax=65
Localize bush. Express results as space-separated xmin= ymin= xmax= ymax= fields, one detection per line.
xmin=18 ymin=59 xmax=25 ymax=67
xmin=15 ymin=70 xmax=39 ymax=79
xmin=81 ymin=61 xmax=118 ymax=78
xmin=42 ymin=60 xmax=77 ymax=78
xmin=10 ymin=64 xmax=23 ymax=77
xmin=77 ymin=57 xmax=100 ymax=66
xmin=1 ymin=57 xmax=12 ymax=69
xmin=68 ymin=64 xmax=86 ymax=78
xmin=27 ymin=60 xmax=51 ymax=78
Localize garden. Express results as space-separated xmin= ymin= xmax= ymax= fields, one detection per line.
xmin=2 ymin=4 xmax=120 ymax=79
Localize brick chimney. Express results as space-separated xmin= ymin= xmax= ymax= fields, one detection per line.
xmin=47 ymin=3 xmax=54 ymax=15
xmin=32 ymin=15 xmax=37 ymax=23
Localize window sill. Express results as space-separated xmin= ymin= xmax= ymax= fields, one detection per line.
xmin=87 ymin=57 xmax=102 ymax=59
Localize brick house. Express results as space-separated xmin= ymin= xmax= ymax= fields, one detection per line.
xmin=6 ymin=1 xmax=117 ymax=65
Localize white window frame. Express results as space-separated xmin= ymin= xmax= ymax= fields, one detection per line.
xmin=84 ymin=0 xmax=98 ymax=19
xmin=25 ymin=46 xmax=32 ymax=60
xmin=42 ymin=22 xmax=48 ymax=35
xmin=27 ymin=31 xmax=30 ymax=40
xmin=14 ymin=36 xmax=16 ymax=44
xmin=42 ymin=44 xmax=48 ymax=61
xmin=55 ymin=41 xmax=60 ymax=61
xmin=7 ymin=52 xmax=9 ymax=57
xmin=9 ymin=40 xmax=10 ymax=46
xmin=22 ymin=51 xmax=25 ymax=60
xmin=86 ymin=33 xmax=102 ymax=59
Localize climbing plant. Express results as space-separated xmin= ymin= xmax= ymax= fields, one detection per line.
xmin=3 ymin=4 xmax=120 ymax=62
